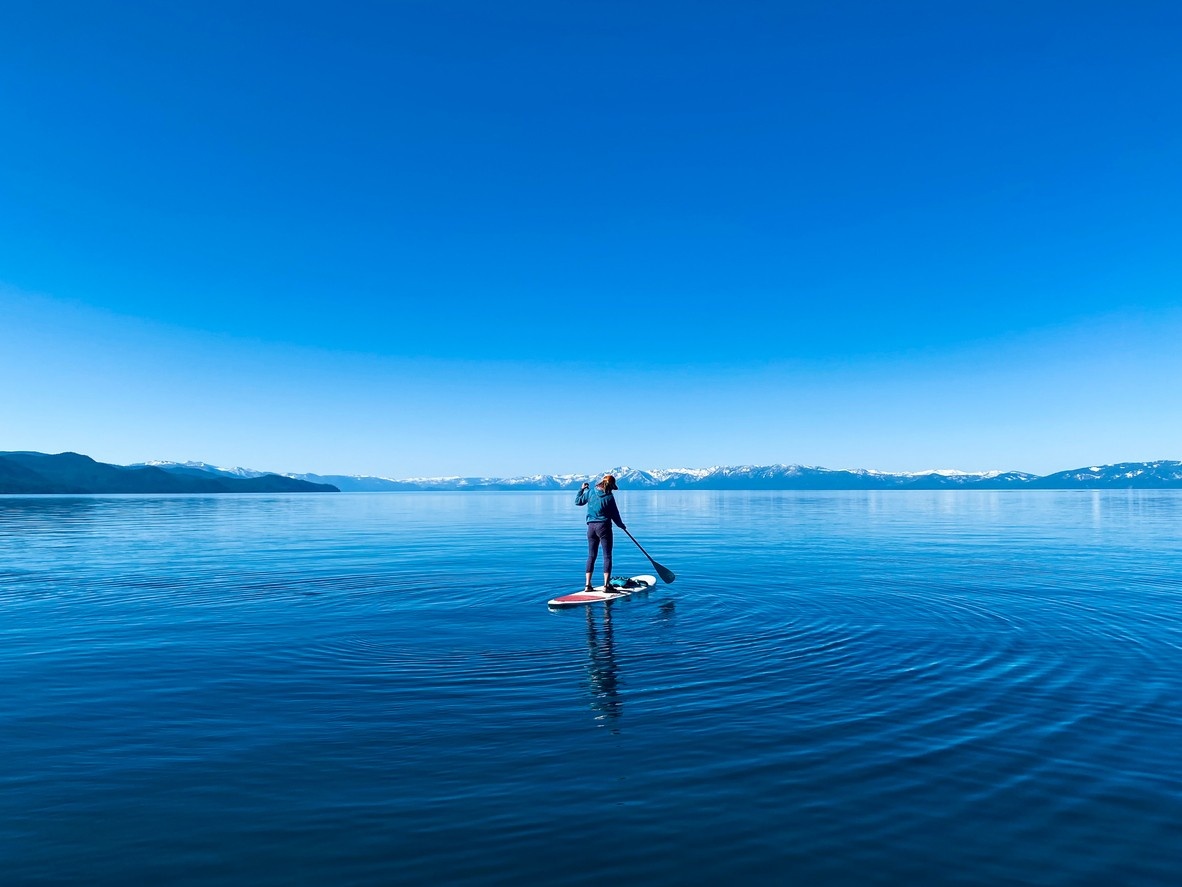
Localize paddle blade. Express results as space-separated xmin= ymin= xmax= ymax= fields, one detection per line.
xmin=622 ymin=527 xmax=675 ymax=584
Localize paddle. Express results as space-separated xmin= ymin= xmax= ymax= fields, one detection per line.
xmin=622 ymin=527 xmax=676 ymax=584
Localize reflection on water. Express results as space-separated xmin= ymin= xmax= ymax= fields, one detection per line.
xmin=585 ymin=603 xmax=621 ymax=731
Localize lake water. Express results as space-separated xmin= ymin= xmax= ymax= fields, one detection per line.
xmin=1 ymin=491 xmax=1180 ymax=886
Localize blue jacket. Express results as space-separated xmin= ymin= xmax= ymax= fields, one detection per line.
xmin=576 ymin=485 xmax=625 ymax=528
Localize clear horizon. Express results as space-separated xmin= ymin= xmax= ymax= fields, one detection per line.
xmin=4 ymin=3 xmax=1181 ymax=477
xmin=6 ymin=450 xmax=1178 ymax=483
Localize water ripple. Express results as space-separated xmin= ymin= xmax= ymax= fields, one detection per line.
xmin=2 ymin=491 xmax=1182 ymax=886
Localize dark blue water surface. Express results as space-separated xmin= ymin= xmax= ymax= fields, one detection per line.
xmin=2 ymin=491 xmax=1180 ymax=886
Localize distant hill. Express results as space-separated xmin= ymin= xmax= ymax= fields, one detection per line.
xmin=130 ymin=460 xmax=269 ymax=480
xmin=0 ymin=452 xmax=338 ymax=494
xmin=7 ymin=453 xmax=1181 ymax=494
xmin=283 ymin=461 xmax=1182 ymax=491
xmin=142 ymin=463 xmax=409 ymax=492
xmin=0 ymin=456 xmax=54 ymax=493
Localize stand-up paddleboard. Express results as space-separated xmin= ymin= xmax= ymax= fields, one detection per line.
xmin=547 ymin=575 xmax=657 ymax=608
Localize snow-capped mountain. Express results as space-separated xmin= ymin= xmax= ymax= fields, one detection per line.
xmin=135 ymin=460 xmax=269 ymax=479
xmin=275 ymin=463 xmax=1171 ymax=491
xmin=127 ymin=459 xmax=1182 ymax=492
xmin=1030 ymin=461 xmax=1182 ymax=488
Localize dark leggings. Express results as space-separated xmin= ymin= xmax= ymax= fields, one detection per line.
xmin=585 ymin=521 xmax=613 ymax=575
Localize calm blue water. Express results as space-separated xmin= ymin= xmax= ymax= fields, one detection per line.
xmin=2 ymin=491 xmax=1180 ymax=886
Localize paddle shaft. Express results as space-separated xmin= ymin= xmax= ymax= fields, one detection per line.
xmin=621 ymin=527 xmax=676 ymax=584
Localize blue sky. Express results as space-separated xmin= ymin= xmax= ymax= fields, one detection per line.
xmin=2 ymin=1 xmax=1180 ymax=477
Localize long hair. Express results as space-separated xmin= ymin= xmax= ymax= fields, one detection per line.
xmin=597 ymin=474 xmax=618 ymax=492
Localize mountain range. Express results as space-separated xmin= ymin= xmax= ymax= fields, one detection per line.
xmin=0 ymin=452 xmax=338 ymax=494
xmin=136 ymin=458 xmax=1182 ymax=491
xmin=5 ymin=452 xmax=1182 ymax=494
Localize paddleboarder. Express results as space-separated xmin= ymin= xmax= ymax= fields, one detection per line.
xmin=576 ymin=474 xmax=626 ymax=592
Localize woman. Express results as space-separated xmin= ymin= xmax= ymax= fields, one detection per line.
xmin=576 ymin=474 xmax=627 ymax=592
